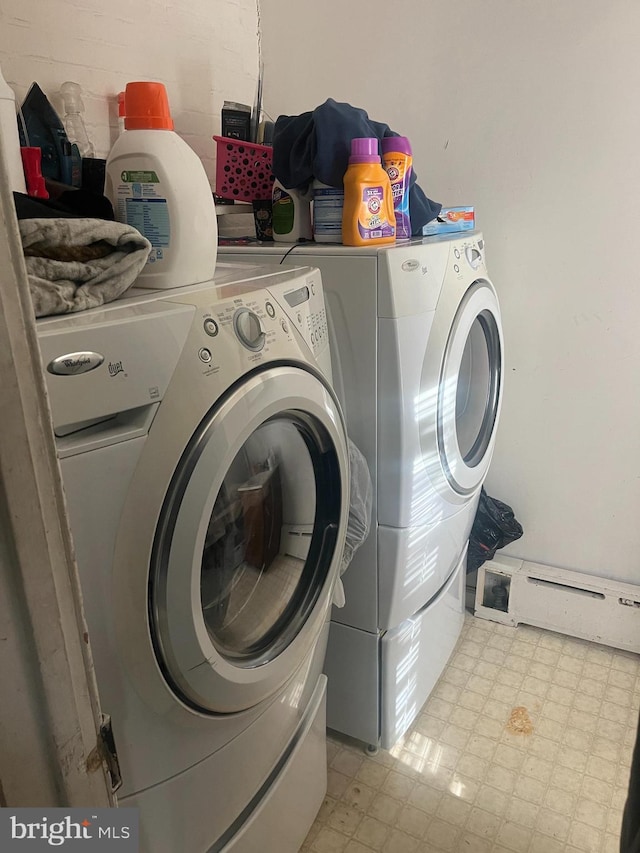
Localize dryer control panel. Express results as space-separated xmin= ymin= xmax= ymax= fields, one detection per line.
xmin=379 ymin=231 xmax=487 ymax=319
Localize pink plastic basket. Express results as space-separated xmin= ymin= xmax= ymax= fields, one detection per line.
xmin=213 ymin=136 xmax=274 ymax=202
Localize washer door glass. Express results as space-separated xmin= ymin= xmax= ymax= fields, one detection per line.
xmin=201 ymin=414 xmax=333 ymax=663
xmin=454 ymin=309 xmax=502 ymax=467
xmin=150 ymin=365 xmax=347 ymax=713
xmin=438 ymin=281 xmax=502 ymax=494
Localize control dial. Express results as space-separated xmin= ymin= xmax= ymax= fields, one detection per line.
xmin=233 ymin=308 xmax=266 ymax=351
xmin=465 ymin=246 xmax=482 ymax=269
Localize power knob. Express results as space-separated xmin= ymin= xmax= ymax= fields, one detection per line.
xmin=465 ymin=246 xmax=482 ymax=269
xmin=233 ymin=308 xmax=266 ymax=351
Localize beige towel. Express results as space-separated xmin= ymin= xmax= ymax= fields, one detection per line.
xmin=20 ymin=217 xmax=151 ymax=318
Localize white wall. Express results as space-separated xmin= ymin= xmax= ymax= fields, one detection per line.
xmin=261 ymin=1 xmax=640 ymax=585
xmin=2 ymin=0 xmax=638 ymax=585
xmin=0 ymin=0 xmax=259 ymax=181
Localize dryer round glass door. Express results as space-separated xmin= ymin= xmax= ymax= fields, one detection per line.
xmin=454 ymin=309 xmax=501 ymax=466
xmin=150 ymin=365 xmax=348 ymax=713
xmin=437 ymin=280 xmax=503 ymax=494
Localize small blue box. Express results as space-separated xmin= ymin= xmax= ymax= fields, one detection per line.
xmin=423 ymin=206 xmax=475 ymax=236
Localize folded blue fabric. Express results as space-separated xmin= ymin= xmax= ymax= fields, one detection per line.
xmin=273 ymin=98 xmax=441 ymax=236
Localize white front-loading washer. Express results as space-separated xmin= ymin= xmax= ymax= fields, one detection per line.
xmin=220 ymin=234 xmax=504 ymax=748
xmin=36 ymin=263 xmax=349 ymax=852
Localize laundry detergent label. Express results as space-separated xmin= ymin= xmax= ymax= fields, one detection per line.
xmin=357 ymin=186 xmax=395 ymax=241
xmin=384 ymin=161 xmax=406 ymax=201
xmin=313 ymin=186 xmax=344 ymax=238
xmin=125 ymin=198 xmax=169 ymax=249
xmin=115 ymin=172 xmax=170 ymax=262
xmin=383 ymin=154 xmax=412 ymax=239
xmin=120 ymin=170 xmax=159 ymax=184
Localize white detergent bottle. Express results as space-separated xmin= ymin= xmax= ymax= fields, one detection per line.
xmin=105 ymin=81 xmax=217 ymax=289
xmin=0 ymin=63 xmax=26 ymax=193
xmin=272 ymin=178 xmax=312 ymax=242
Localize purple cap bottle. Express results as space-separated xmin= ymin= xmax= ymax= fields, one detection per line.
xmin=381 ymin=135 xmax=413 ymax=239
xmin=349 ymin=137 xmax=380 ymax=164
xmin=381 ymin=136 xmax=412 ymax=156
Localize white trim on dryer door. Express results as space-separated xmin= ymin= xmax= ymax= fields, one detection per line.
xmin=435 ymin=282 xmax=503 ymax=495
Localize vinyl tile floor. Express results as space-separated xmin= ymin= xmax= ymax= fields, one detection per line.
xmin=303 ymin=612 xmax=640 ymax=853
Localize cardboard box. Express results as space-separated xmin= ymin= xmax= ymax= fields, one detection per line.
xmin=423 ymin=206 xmax=475 ymax=235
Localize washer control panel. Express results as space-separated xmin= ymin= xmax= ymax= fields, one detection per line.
xmin=275 ymin=270 xmax=328 ymax=360
xmin=192 ymin=267 xmax=331 ymax=376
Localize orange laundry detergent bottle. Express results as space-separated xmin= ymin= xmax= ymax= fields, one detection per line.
xmin=342 ymin=137 xmax=395 ymax=247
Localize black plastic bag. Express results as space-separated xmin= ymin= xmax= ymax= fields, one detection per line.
xmin=467 ymin=488 xmax=523 ymax=573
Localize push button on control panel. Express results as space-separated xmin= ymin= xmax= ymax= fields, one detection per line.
xmin=198 ymin=347 xmax=212 ymax=363
xmin=203 ymin=318 xmax=219 ymax=337
xmin=265 ymin=301 xmax=276 ymax=318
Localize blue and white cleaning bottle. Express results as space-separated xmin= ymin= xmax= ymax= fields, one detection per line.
xmin=312 ymin=180 xmax=344 ymax=244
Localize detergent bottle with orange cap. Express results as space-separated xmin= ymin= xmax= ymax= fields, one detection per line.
xmin=341 ymin=137 xmax=395 ymax=247
xmin=105 ymin=81 xmax=217 ymax=289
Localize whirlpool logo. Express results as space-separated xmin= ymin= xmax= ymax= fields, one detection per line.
xmin=46 ymin=352 xmax=104 ymax=376
xmin=0 ymin=809 xmax=138 ymax=850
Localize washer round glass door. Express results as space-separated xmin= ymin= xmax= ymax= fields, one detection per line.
xmin=150 ymin=365 xmax=347 ymax=713
xmin=437 ymin=280 xmax=503 ymax=495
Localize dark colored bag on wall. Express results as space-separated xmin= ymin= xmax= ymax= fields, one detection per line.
xmin=467 ymin=488 xmax=523 ymax=573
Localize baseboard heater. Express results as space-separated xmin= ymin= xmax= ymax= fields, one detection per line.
xmin=473 ymin=555 xmax=640 ymax=654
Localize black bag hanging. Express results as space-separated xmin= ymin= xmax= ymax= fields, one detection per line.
xmin=467 ymin=487 xmax=523 ymax=574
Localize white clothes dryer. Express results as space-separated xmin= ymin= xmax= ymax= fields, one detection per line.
xmin=36 ymin=263 xmax=349 ymax=852
xmin=220 ymin=234 xmax=504 ymax=749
